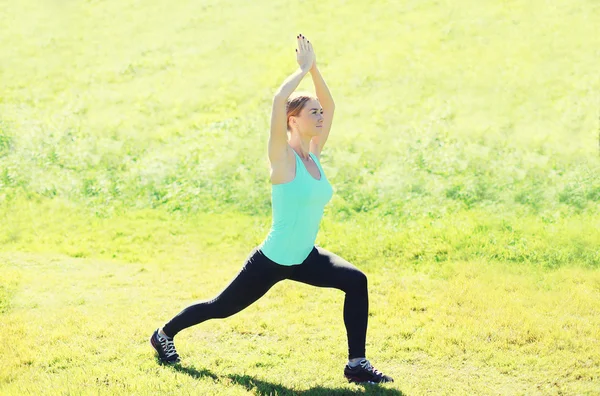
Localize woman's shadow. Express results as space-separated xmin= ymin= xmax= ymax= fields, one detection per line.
xmin=169 ymin=363 xmax=405 ymax=395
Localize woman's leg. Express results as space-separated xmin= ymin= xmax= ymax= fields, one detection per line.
xmin=162 ymin=249 xmax=290 ymax=338
xmin=287 ymin=246 xmax=369 ymax=360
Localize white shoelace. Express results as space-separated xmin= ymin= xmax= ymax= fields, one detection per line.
xmin=159 ymin=335 xmax=178 ymax=358
xmin=360 ymin=360 xmax=382 ymax=377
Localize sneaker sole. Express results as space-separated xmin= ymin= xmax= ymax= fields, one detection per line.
xmin=347 ymin=379 xmax=378 ymax=384
xmin=345 ymin=375 xmax=390 ymax=384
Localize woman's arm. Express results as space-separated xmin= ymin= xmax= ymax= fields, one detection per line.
xmin=274 ymin=68 xmax=309 ymax=101
xmin=269 ymin=35 xmax=314 ymax=164
xmin=308 ymin=43 xmax=335 ymax=158
xmin=269 ymin=69 xmax=308 ymax=163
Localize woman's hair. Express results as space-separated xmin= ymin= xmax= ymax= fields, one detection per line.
xmin=286 ymin=92 xmax=317 ymax=131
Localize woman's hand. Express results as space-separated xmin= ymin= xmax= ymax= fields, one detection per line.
xmin=296 ymin=34 xmax=315 ymax=73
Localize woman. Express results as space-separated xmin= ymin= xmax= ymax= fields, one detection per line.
xmin=151 ymin=34 xmax=393 ymax=384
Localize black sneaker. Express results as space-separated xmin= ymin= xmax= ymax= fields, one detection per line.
xmin=150 ymin=329 xmax=180 ymax=364
xmin=344 ymin=359 xmax=394 ymax=384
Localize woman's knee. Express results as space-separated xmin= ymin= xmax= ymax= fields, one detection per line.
xmin=347 ymin=270 xmax=368 ymax=293
xmin=209 ymin=297 xmax=253 ymax=320
xmin=193 ymin=297 xmax=234 ymax=320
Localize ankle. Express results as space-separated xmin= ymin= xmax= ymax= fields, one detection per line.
xmin=158 ymin=328 xmax=172 ymax=339
xmin=348 ymin=357 xmax=366 ymax=367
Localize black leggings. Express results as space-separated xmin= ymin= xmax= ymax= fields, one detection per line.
xmin=162 ymin=246 xmax=369 ymax=359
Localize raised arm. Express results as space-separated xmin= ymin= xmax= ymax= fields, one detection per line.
xmin=269 ymin=34 xmax=315 ymax=164
xmin=307 ymin=41 xmax=335 ymax=158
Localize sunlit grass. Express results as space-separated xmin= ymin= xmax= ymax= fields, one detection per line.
xmin=2 ymin=223 xmax=599 ymax=394
xmin=1 ymin=0 xmax=599 ymax=217
xmin=1 ymin=202 xmax=600 ymax=394
xmin=1 ymin=0 xmax=600 ymax=394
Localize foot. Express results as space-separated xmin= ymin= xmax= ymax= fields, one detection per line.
xmin=150 ymin=328 xmax=180 ymax=364
xmin=344 ymin=359 xmax=393 ymax=384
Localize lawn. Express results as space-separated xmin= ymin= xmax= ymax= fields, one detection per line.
xmin=1 ymin=0 xmax=599 ymax=394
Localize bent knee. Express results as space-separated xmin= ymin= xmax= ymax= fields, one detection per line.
xmin=347 ymin=270 xmax=368 ymax=293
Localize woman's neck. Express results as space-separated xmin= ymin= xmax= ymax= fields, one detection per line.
xmin=288 ymin=133 xmax=312 ymax=161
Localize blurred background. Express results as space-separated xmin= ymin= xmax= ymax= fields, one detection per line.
xmin=1 ymin=0 xmax=598 ymax=220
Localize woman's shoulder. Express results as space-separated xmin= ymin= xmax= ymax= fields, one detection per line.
xmin=309 ymin=150 xmax=322 ymax=164
xmin=309 ymin=139 xmax=323 ymax=160
xmin=308 ymin=150 xmax=321 ymax=162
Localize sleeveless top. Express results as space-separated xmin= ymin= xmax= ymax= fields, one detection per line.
xmin=258 ymin=150 xmax=334 ymax=265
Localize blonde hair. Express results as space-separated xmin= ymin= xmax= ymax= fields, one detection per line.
xmin=286 ymin=92 xmax=317 ymax=131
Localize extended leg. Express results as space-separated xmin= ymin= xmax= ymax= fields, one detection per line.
xmin=162 ymin=249 xmax=289 ymax=337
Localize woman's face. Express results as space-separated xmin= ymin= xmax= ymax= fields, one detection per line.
xmin=291 ymin=98 xmax=324 ymax=137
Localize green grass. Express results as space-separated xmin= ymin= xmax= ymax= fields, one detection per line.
xmin=1 ymin=0 xmax=600 ymax=394
xmin=1 ymin=211 xmax=600 ymax=395
xmin=1 ymin=202 xmax=599 ymax=394
xmin=1 ymin=0 xmax=599 ymax=217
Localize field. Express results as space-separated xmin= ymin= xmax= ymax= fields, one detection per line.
xmin=1 ymin=0 xmax=599 ymax=394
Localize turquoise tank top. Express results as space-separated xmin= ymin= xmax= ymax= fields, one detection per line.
xmin=259 ymin=150 xmax=334 ymax=265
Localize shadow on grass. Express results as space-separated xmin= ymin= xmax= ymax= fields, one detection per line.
xmin=169 ymin=364 xmax=405 ymax=395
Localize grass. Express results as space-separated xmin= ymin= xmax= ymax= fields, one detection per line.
xmin=1 ymin=203 xmax=599 ymax=394
xmin=1 ymin=0 xmax=599 ymax=217
xmin=1 ymin=218 xmax=599 ymax=395
xmin=1 ymin=0 xmax=600 ymax=394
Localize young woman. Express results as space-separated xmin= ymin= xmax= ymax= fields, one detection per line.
xmin=151 ymin=34 xmax=393 ymax=384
